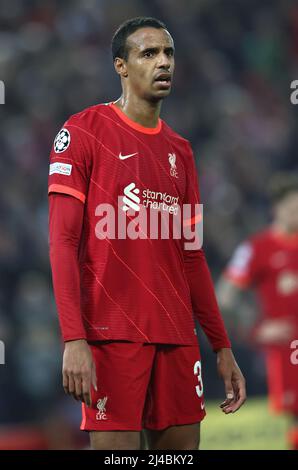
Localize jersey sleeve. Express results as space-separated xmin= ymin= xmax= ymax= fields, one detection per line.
xmin=48 ymin=117 xmax=92 ymax=203
xmin=224 ymin=241 xmax=257 ymax=288
xmin=183 ymin=143 xmax=231 ymax=351
xmin=182 ymin=142 xmax=202 ymax=234
xmin=49 ymin=193 xmax=86 ymax=341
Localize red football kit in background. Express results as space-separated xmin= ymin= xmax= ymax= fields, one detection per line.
xmin=49 ymin=102 xmax=230 ymax=430
xmin=225 ymin=229 xmax=298 ymax=414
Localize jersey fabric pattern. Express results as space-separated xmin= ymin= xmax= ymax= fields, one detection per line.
xmin=48 ymin=102 xmax=228 ymax=347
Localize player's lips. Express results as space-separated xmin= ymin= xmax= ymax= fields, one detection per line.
xmin=153 ymin=73 xmax=172 ymax=89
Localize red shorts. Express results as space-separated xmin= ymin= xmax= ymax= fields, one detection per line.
xmin=266 ymin=346 xmax=298 ymax=415
xmin=80 ymin=341 xmax=206 ymax=431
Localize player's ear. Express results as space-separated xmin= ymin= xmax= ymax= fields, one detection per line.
xmin=114 ymin=58 xmax=128 ymax=78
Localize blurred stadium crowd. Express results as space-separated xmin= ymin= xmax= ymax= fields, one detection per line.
xmin=0 ymin=0 xmax=297 ymax=448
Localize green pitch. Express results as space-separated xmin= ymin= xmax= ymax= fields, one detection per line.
xmin=200 ymin=397 xmax=290 ymax=450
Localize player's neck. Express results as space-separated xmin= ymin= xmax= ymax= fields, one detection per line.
xmin=114 ymin=95 xmax=161 ymax=129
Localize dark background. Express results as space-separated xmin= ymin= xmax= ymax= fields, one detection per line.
xmin=0 ymin=0 xmax=297 ymax=448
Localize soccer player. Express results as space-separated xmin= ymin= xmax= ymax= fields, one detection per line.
xmin=217 ymin=173 xmax=298 ymax=449
xmin=48 ymin=17 xmax=246 ymax=450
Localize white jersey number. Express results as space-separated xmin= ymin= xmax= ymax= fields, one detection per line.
xmin=194 ymin=360 xmax=204 ymax=398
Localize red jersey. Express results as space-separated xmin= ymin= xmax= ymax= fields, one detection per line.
xmin=225 ymin=228 xmax=298 ymax=330
xmin=48 ymin=102 xmax=230 ymax=348
xmin=225 ymin=229 xmax=298 ymax=414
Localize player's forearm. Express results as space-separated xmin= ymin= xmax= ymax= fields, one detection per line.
xmin=50 ymin=243 xmax=86 ymax=341
xmin=49 ymin=194 xmax=87 ymax=342
xmin=184 ymin=248 xmax=231 ymax=351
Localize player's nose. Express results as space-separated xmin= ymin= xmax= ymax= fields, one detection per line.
xmin=156 ymin=51 xmax=171 ymax=69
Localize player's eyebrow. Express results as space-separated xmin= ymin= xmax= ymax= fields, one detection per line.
xmin=140 ymin=46 xmax=175 ymax=55
xmin=164 ymin=46 xmax=175 ymax=55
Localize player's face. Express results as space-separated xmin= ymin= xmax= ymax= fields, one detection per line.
xmin=274 ymin=191 xmax=298 ymax=232
xmin=122 ymin=27 xmax=175 ymax=101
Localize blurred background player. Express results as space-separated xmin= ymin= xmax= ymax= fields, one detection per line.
xmin=217 ymin=173 xmax=298 ymax=450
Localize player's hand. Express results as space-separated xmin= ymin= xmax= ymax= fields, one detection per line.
xmin=62 ymin=339 xmax=97 ymax=407
xmin=216 ymin=348 xmax=246 ymax=414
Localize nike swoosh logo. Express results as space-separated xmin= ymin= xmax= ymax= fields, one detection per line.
xmin=119 ymin=152 xmax=138 ymax=160
xmin=201 ymin=402 xmax=205 ymax=410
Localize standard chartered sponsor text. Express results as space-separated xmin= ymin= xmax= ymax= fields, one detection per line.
xmin=94 ymin=198 xmax=203 ymax=250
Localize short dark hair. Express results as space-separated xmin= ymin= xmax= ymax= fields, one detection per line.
xmin=268 ymin=172 xmax=298 ymax=204
xmin=111 ymin=17 xmax=167 ymax=61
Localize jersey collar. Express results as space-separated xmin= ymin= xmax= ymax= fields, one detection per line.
xmin=109 ymin=102 xmax=162 ymax=135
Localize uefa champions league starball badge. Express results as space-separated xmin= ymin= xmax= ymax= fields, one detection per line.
xmin=54 ymin=128 xmax=71 ymax=153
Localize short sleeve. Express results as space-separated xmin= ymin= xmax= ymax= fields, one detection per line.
xmin=48 ymin=118 xmax=91 ymax=203
xmin=224 ymin=241 xmax=257 ymax=288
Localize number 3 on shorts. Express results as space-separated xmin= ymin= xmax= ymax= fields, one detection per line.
xmin=194 ymin=360 xmax=204 ymax=398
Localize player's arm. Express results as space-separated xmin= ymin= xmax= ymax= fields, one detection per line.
xmin=217 ymin=241 xmax=254 ymax=314
xmin=49 ymin=193 xmax=97 ymax=407
xmin=216 ymin=240 xmax=290 ymax=345
xmin=183 ymin=143 xmax=246 ymax=413
xmin=216 ymin=276 xmax=243 ymax=314
xmin=48 ymin=121 xmax=96 ymax=406
xmin=218 ymin=269 xmax=293 ymax=346
xmin=183 ymin=249 xmax=246 ymax=413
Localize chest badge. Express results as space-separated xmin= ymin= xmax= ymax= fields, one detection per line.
xmin=168 ymin=153 xmax=178 ymax=178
